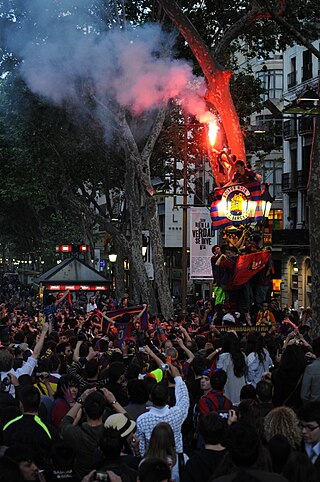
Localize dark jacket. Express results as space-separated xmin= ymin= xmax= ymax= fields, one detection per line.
xmin=2 ymin=413 xmax=56 ymax=468
xmin=182 ymin=448 xmax=227 ymax=482
xmin=60 ymin=416 xmax=105 ymax=479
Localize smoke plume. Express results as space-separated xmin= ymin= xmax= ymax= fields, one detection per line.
xmin=5 ymin=0 xmax=214 ymax=134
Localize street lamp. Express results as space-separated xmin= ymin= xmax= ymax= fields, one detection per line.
xmin=108 ymin=247 xmax=118 ymax=264
xmin=142 ymin=234 xmax=148 ymax=258
xmin=108 ymin=246 xmax=117 ymax=291
xmin=261 ymin=183 xmax=274 ymax=219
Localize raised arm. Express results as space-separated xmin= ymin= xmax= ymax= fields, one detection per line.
xmin=32 ymin=322 xmax=49 ymax=360
xmin=100 ymin=388 xmax=127 ymax=414
xmin=73 ymin=340 xmax=83 ymax=363
xmin=176 ymin=337 xmax=194 ymax=364
xmin=100 ymin=311 xmax=116 ymax=324
xmin=144 ymin=345 xmax=164 ymax=368
xmin=180 ymin=325 xmax=191 ymax=343
xmin=135 ymin=304 xmax=147 ymax=320
xmin=55 ymin=290 xmax=70 ymax=306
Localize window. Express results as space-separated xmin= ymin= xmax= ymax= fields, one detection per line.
xmin=257 ymin=69 xmax=283 ymax=100
xmin=268 ymin=209 xmax=283 ymax=230
xmin=288 ymin=57 xmax=296 ymax=88
xmin=302 ymin=50 xmax=313 ymax=81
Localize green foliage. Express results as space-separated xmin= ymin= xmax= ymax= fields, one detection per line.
xmin=0 ymin=71 xmax=126 ymax=258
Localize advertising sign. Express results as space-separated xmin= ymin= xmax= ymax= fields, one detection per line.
xmin=190 ymin=207 xmax=214 ymax=279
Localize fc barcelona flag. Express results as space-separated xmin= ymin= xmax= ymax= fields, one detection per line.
xmin=102 ymin=305 xmax=149 ymax=336
xmin=210 ymin=182 xmax=264 ymax=230
xmin=233 ymin=251 xmax=271 ymax=287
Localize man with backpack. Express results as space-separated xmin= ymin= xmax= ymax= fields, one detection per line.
xmin=199 ymin=369 xmax=232 ymax=415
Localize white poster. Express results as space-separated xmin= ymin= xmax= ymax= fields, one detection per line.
xmin=190 ymin=207 xmax=214 ymax=279
xmin=142 ymin=230 xmax=154 ymax=280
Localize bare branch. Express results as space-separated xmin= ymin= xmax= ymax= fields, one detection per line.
xmin=76 ymin=185 xmax=129 ymax=249
xmin=156 ymin=0 xmax=222 ymax=78
xmin=213 ymin=3 xmax=262 ymax=59
xmin=141 ymin=106 xmax=167 ymax=164
xmin=257 ymin=0 xmax=320 ymax=60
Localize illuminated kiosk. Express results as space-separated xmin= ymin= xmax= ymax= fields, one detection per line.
xmin=36 ymin=257 xmax=110 ymax=298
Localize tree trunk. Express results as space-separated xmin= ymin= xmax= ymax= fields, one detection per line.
xmin=156 ymin=0 xmax=246 ymax=164
xmin=308 ymin=117 xmax=320 ymax=336
xmin=114 ymin=247 xmax=126 ymax=300
xmin=146 ymin=197 xmax=174 ymax=319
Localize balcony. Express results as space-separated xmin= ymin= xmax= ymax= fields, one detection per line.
xmin=297 ymin=170 xmax=309 ymax=189
xmin=287 ymin=71 xmax=297 ymax=88
xmin=283 ymin=119 xmax=297 ymax=140
xmin=282 ymin=172 xmax=298 ymax=192
xmin=298 ymin=116 xmax=314 ymax=135
xmin=272 ymin=229 xmax=309 ymax=247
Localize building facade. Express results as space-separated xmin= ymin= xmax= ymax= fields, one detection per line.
xmin=275 ymin=41 xmax=319 ymax=309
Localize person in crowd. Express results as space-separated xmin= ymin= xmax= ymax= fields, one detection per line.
xmin=96 ymin=427 xmax=137 ymax=482
xmin=5 ymin=445 xmax=45 ymax=482
xmin=255 ymin=301 xmax=276 ymax=327
xmin=68 ymin=345 xmax=105 ymax=394
xmin=267 ymin=434 xmax=292 ymax=474
xmin=271 ymin=341 xmax=306 ymax=409
xmin=104 ymin=412 xmax=140 ymax=467
xmin=237 ymin=399 xmax=263 ymax=437
xmin=240 ymin=383 xmax=257 ymax=402
xmin=264 ymin=406 xmax=302 ymax=450
xmin=2 ymin=385 xmax=57 ymax=470
xmin=301 ymin=336 xmax=320 ymax=402
xmin=138 ymin=457 xmax=171 ymax=482
xmin=50 ymin=374 xmax=79 ymax=428
xmin=285 ymin=216 xmax=294 ymax=229
xmin=282 ymin=451 xmax=318 ymax=482
xmin=143 ymin=422 xmax=188 ymax=482
xmin=48 ymin=440 xmax=78 ymax=482
xmin=182 ymin=412 xmax=227 ymax=482
xmin=298 ymin=401 xmax=320 ymax=475
xmin=44 ymin=291 xmax=70 ymax=325
xmin=211 ymin=245 xmax=221 ymax=283
xmin=0 ymin=322 xmax=49 ymax=398
xmin=136 ymin=364 xmax=189 ymax=456
xmin=86 ymin=297 xmax=97 ymax=314
xmin=60 ymin=387 xmax=125 ymax=479
xmin=213 ymin=421 xmax=287 ymax=481
xmin=216 ymin=332 xmax=247 ymax=405
xmin=246 ymin=332 xmax=273 ymax=387
xmin=256 ymin=379 xmax=273 ymax=417
xmin=124 ymin=379 xmax=149 ymax=421
xmin=199 ymin=369 xmax=232 ymax=415
xmin=214 ymin=246 xmax=237 ymax=304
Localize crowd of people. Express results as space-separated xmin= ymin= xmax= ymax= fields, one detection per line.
xmin=0 ymin=280 xmax=319 ymax=482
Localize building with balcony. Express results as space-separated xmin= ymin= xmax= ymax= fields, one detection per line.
xmin=276 ymin=40 xmax=319 ymax=309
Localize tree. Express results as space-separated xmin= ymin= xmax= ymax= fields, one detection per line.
xmin=155 ymin=0 xmax=320 ymax=331
xmin=0 ymin=2 xmax=179 ymax=316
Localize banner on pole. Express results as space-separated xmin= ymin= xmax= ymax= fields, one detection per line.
xmin=190 ymin=207 xmax=214 ymax=279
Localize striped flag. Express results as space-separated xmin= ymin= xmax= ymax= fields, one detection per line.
xmin=210 ymin=181 xmax=264 ymax=230
xmin=102 ymin=305 xmax=149 ymax=336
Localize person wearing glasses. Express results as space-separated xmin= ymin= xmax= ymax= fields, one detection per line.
xmin=298 ymin=401 xmax=320 ymax=476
